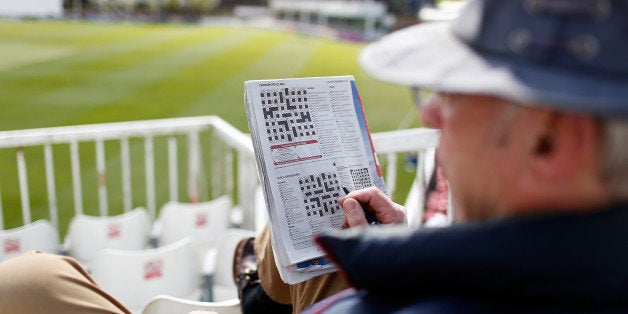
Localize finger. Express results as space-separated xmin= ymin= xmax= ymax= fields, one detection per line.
xmin=339 ymin=188 xmax=387 ymax=212
xmin=339 ymin=187 xmax=406 ymax=225
xmin=337 ymin=188 xmax=370 ymax=205
xmin=343 ymin=187 xmax=390 ymax=209
xmin=342 ymin=198 xmax=368 ymax=227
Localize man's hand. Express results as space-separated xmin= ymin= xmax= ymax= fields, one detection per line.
xmin=338 ymin=187 xmax=407 ymax=228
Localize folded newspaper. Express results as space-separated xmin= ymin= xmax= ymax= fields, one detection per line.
xmin=244 ymin=76 xmax=386 ymax=284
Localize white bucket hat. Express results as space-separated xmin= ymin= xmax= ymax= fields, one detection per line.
xmin=360 ymin=0 xmax=628 ymax=116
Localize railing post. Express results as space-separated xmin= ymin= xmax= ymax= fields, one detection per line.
xmin=414 ymin=149 xmax=426 ymax=226
xmin=70 ymin=141 xmax=83 ymax=216
xmin=385 ymin=153 xmax=397 ymax=197
xmin=238 ymin=152 xmax=257 ymax=230
xmin=144 ymin=136 xmax=156 ymax=219
xmin=210 ymin=133 xmax=218 ymax=198
xmin=96 ymin=139 xmax=108 ymax=216
xmin=168 ymin=136 xmax=179 ymax=202
xmin=188 ymin=131 xmax=201 ymax=203
xmin=226 ymin=148 xmax=234 ymax=200
xmin=44 ymin=144 xmax=59 ymax=228
xmin=120 ymin=137 xmax=132 ymax=213
xmin=210 ymin=133 xmax=224 ymax=199
xmin=238 ymin=152 xmax=249 ymax=229
xmin=17 ymin=148 xmax=31 ymax=225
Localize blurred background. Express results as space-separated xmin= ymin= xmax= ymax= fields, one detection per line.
xmin=0 ymin=0 xmax=462 ymax=233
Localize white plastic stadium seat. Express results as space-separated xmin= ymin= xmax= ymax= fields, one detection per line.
xmin=63 ymin=207 xmax=151 ymax=269
xmin=142 ymin=294 xmax=241 ymax=314
xmin=0 ymin=219 xmax=59 ymax=262
xmin=204 ymin=228 xmax=257 ymax=301
xmin=91 ymin=237 xmax=200 ymax=313
xmin=152 ymin=195 xmax=231 ymax=253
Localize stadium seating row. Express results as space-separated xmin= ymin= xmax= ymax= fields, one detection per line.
xmin=0 ymin=195 xmax=255 ymax=313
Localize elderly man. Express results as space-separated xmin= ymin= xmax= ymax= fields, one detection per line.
xmin=300 ymin=0 xmax=628 ymax=312
xmin=1 ymin=0 xmax=626 ymax=313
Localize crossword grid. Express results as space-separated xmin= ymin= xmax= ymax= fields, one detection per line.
xmin=261 ymin=87 xmax=316 ymax=143
xmin=350 ymin=168 xmax=372 ymax=190
xmin=299 ymin=172 xmax=342 ymax=218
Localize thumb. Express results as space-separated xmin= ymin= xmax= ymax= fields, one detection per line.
xmin=342 ymin=198 xmax=367 ymax=227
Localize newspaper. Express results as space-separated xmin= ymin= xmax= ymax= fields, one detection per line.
xmin=244 ymin=76 xmax=386 ymax=284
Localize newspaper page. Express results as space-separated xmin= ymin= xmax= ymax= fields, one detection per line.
xmin=244 ymin=76 xmax=386 ymax=284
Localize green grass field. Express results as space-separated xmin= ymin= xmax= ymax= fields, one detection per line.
xmin=0 ymin=20 xmax=421 ymax=234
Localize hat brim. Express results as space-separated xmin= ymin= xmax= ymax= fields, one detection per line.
xmin=359 ymin=22 xmax=628 ymax=116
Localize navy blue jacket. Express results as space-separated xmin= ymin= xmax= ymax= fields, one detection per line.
xmin=304 ymin=205 xmax=628 ymax=313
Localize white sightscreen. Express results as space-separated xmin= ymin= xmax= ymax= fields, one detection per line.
xmin=0 ymin=0 xmax=63 ymax=18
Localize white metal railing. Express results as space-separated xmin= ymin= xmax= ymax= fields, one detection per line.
xmin=0 ymin=116 xmax=440 ymax=234
xmin=0 ymin=116 xmax=256 ymax=231
xmin=371 ymin=128 xmax=441 ymax=226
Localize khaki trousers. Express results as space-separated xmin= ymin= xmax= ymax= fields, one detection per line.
xmin=255 ymin=225 xmax=348 ymax=313
xmin=0 ymin=251 xmax=130 ymax=314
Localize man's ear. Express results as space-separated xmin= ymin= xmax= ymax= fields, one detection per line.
xmin=529 ymin=112 xmax=598 ymax=181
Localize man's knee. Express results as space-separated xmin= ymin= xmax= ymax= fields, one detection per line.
xmin=0 ymin=251 xmax=74 ymax=312
xmin=0 ymin=251 xmax=129 ymax=314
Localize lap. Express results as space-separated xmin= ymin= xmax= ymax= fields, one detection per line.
xmin=0 ymin=251 xmax=130 ymax=314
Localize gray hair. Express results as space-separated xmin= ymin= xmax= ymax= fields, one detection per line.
xmin=600 ymin=118 xmax=628 ymax=200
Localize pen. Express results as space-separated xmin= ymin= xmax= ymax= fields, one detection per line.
xmin=342 ymin=187 xmax=378 ymax=225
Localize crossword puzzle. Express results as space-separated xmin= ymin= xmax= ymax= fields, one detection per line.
xmin=350 ymin=167 xmax=372 ymax=189
xmin=261 ymin=87 xmax=316 ymax=143
xmin=299 ymin=172 xmax=342 ymax=218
